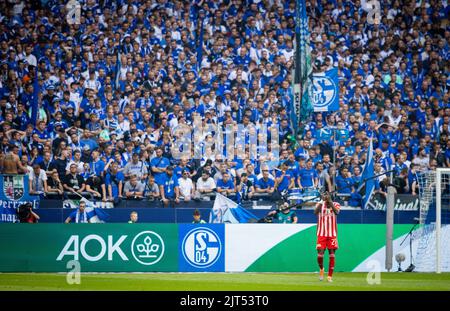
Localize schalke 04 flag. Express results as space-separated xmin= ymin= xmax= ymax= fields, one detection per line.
xmin=292 ymin=0 xmax=313 ymax=128
xmin=209 ymin=193 xmax=257 ymax=224
xmin=312 ymin=68 xmax=340 ymax=112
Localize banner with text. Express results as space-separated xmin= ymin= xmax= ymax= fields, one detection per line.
xmin=368 ymin=193 xmax=420 ymax=211
xmin=1 ymin=223 xmax=435 ymax=272
xmin=0 ymin=224 xmax=177 ymax=272
xmin=0 ymin=175 xmax=40 ymax=223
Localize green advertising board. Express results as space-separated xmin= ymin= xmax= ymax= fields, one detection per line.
xmin=0 ymin=224 xmax=178 ymax=272
xmin=0 ymin=223 xmax=416 ymax=273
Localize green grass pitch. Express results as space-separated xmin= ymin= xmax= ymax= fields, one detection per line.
xmin=0 ymin=273 xmax=449 ymax=291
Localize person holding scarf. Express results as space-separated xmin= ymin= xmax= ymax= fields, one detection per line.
xmin=65 ymin=201 xmax=90 ymax=223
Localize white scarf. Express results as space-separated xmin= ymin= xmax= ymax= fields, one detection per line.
xmin=75 ymin=210 xmax=88 ymax=223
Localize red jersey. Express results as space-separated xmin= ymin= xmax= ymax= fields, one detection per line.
xmin=316 ymin=201 xmax=340 ymax=238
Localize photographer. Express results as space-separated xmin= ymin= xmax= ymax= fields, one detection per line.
xmin=266 ymin=202 xmax=298 ymax=224
xmin=16 ymin=203 xmax=40 ymax=223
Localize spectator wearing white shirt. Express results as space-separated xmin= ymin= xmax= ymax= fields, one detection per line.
xmin=83 ymin=70 xmax=101 ymax=92
xmin=29 ymin=164 xmax=48 ymax=195
xmin=178 ymin=169 xmax=195 ymax=201
xmin=24 ymin=45 xmax=37 ymax=67
xmin=412 ymin=148 xmax=430 ymax=172
xmin=196 ymin=171 xmax=216 ymax=195
xmin=66 ymin=150 xmax=84 ymax=174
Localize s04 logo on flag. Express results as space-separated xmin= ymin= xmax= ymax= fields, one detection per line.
xmin=312 ymin=68 xmax=339 ymax=112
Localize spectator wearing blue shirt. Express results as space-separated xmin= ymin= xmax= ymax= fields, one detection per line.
xmin=217 ymin=172 xmax=235 ymax=197
xmin=160 ymin=166 xmax=180 ymax=207
xmin=65 ymin=201 xmax=89 ymax=223
xmin=90 ymin=149 xmax=106 ymax=177
xmin=274 ymin=162 xmax=295 ymax=193
xmin=255 ymin=169 xmax=275 ymax=195
xmin=394 ymin=154 xmax=408 ymax=176
xmin=335 ymin=167 xmax=354 ymax=195
xmin=151 ymin=147 xmax=170 ymax=186
xmin=298 ymin=159 xmax=319 ymax=190
xmin=105 ymin=161 xmax=124 ymax=200
xmin=33 ymin=121 xmax=51 ymax=143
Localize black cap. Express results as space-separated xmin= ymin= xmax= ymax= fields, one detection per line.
xmin=193 ymin=209 xmax=201 ymax=216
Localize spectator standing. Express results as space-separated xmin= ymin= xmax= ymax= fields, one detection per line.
xmin=29 ymin=164 xmax=47 ymax=196
xmin=160 ymin=166 xmax=180 ymax=207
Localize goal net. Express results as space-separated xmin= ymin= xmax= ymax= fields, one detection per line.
xmin=415 ymin=169 xmax=450 ymax=273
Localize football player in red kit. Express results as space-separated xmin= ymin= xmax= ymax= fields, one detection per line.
xmin=314 ymin=191 xmax=340 ymax=282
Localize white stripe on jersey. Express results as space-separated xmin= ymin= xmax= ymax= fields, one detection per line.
xmin=316 ymin=201 xmax=340 ymax=238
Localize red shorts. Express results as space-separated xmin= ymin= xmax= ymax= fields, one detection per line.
xmin=316 ymin=236 xmax=338 ymax=250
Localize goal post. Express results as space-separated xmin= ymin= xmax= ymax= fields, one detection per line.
xmin=436 ymin=168 xmax=448 ymax=274
xmin=416 ymin=168 xmax=450 ymax=273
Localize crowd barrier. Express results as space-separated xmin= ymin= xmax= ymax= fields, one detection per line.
xmin=33 ymin=207 xmax=418 ymax=224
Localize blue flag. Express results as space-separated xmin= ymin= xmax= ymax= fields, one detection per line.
xmin=30 ymin=67 xmax=39 ymax=126
xmin=227 ymin=205 xmax=258 ymax=223
xmin=86 ymin=207 xmax=110 ymax=223
xmin=209 ymin=193 xmax=258 ymax=223
xmin=358 ymin=138 xmax=375 ymax=209
xmin=312 ymin=68 xmax=340 ymax=112
xmin=197 ymin=14 xmax=205 ymax=68
xmin=74 ymin=198 xmax=110 ymax=223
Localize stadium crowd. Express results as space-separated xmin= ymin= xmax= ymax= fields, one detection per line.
xmin=0 ymin=0 xmax=448 ymax=207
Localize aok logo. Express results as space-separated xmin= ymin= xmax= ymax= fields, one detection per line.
xmin=56 ymin=231 xmax=165 ymax=265
xmin=182 ymin=227 xmax=221 ymax=268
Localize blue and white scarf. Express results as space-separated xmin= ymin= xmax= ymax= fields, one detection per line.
xmin=75 ymin=210 xmax=88 ymax=223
